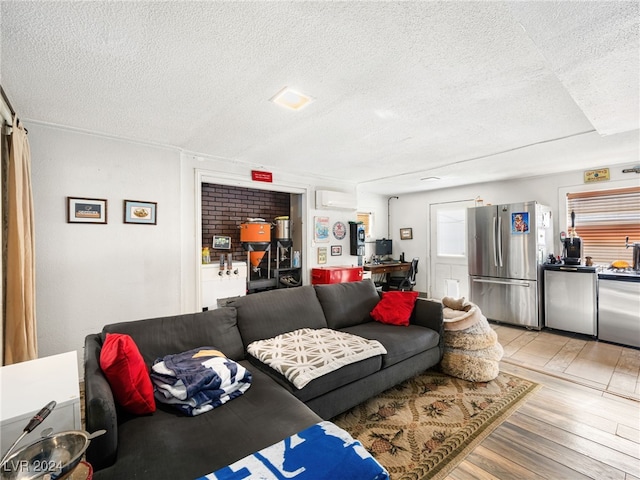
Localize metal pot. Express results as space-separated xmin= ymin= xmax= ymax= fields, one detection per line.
xmin=1 ymin=430 xmax=104 ymax=480
xmin=274 ymin=216 xmax=290 ymax=240
xmin=239 ymin=221 xmax=271 ymax=243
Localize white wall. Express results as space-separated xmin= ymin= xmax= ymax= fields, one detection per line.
xmin=307 ymin=192 xmax=391 ymax=269
xmin=358 ymin=191 xmax=390 ymax=260
xmin=29 ymin=120 xmax=636 ymax=372
xmin=29 ymin=124 xmax=183 ymax=371
xmin=178 ymin=153 xmax=369 ymax=309
xmin=28 ymin=124 xmax=378 ymax=372
xmin=387 ymin=164 xmax=639 ymax=295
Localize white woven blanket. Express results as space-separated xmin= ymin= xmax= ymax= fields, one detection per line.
xmin=247 ymin=328 xmax=387 ymax=389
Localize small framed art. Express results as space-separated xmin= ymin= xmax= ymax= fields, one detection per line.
xmin=67 ymin=197 xmax=107 ymax=224
xmin=213 ymin=235 xmax=231 ymax=249
xmin=124 ymin=200 xmax=157 ymax=225
xmin=400 ymin=227 xmax=413 ymax=240
xmin=318 ymin=247 xmax=327 ymax=264
xmin=331 ymin=245 xmax=342 ymax=256
xmin=314 ymin=216 xmax=330 ymax=242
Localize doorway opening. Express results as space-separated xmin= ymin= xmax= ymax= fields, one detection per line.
xmin=197 ymin=176 xmax=306 ymax=310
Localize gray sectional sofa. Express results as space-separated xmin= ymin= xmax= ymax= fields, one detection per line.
xmin=84 ymin=279 xmax=443 ymax=479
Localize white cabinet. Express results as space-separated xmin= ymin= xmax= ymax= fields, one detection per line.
xmin=201 ymin=262 xmax=247 ymax=310
xmin=0 ymin=351 xmax=81 ymax=451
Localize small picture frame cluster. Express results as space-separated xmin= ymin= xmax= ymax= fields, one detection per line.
xmin=400 ymin=227 xmax=413 ymax=240
xmin=67 ymin=197 xmax=158 ymax=225
xmin=124 ymin=200 xmax=157 ymax=225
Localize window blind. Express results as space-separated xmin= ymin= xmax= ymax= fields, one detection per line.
xmin=567 ymin=186 xmax=640 ymax=265
xmin=357 ymin=212 xmax=371 ymax=238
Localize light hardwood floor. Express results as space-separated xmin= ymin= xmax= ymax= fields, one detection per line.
xmin=445 ymin=324 xmax=640 ymax=480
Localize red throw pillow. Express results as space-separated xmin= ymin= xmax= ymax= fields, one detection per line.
xmin=371 ymin=291 xmax=420 ymax=326
xmin=100 ymin=333 xmax=156 ymax=415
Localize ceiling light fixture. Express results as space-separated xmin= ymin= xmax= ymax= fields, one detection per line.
xmin=270 ymin=87 xmax=314 ymax=111
xmin=420 ymin=176 xmax=441 ymax=181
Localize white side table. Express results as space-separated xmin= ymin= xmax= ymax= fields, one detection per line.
xmin=0 ymin=351 xmax=81 ymax=453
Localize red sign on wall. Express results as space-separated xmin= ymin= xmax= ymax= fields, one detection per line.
xmin=251 ymin=170 xmax=273 ymax=183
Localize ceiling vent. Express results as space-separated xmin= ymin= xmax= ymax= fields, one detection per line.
xmin=315 ymin=190 xmax=357 ymax=211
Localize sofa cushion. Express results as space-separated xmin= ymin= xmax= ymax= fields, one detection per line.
xmin=102 ymin=307 xmax=244 ymax=364
xmin=99 ymin=333 xmax=155 ymax=415
xmin=84 ymin=334 xmax=119 ymax=470
xmin=371 ymin=291 xmax=419 ymax=326
xmin=314 ymin=280 xmax=381 ymax=330
xmin=247 ymin=328 xmax=386 ymax=389
xmin=91 ymin=361 xmax=322 ymax=480
xmin=230 ymin=286 xmax=328 ymax=346
xmin=247 ymin=354 xmax=382 ymax=403
xmin=341 ymin=322 xmax=441 ymax=368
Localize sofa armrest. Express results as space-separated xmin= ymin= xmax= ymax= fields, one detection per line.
xmin=411 ymin=298 xmax=444 ymax=358
xmin=84 ymin=334 xmax=118 ymax=470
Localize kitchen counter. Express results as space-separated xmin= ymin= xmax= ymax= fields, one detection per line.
xmin=543 ymin=264 xmax=597 ymax=273
xmin=597 ymin=270 xmax=640 ymax=281
xmin=541 ymin=264 xmax=640 ymax=348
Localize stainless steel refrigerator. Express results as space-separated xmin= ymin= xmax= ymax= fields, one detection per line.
xmin=468 ymin=201 xmax=554 ymax=329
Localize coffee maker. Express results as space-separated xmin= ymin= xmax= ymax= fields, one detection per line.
xmin=626 ymin=236 xmax=640 ymax=271
xmin=563 ymin=211 xmax=582 ymax=265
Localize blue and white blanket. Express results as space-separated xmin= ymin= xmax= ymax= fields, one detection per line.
xmin=151 ymin=347 xmax=251 ymax=416
xmin=197 ymin=421 xmax=389 ymax=480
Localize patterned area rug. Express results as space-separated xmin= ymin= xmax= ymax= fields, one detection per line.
xmin=333 ymin=369 xmax=540 ymax=480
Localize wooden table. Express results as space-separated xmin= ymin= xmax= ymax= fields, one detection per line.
xmin=363 ymin=262 xmax=411 ymax=286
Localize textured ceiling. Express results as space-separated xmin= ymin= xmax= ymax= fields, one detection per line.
xmin=1 ymin=1 xmax=638 ymax=194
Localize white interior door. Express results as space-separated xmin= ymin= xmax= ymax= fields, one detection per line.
xmin=429 ymin=200 xmax=474 ymax=300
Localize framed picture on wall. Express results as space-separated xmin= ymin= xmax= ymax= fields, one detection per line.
xmin=67 ymin=197 xmax=107 ymax=224
xmin=318 ymin=247 xmax=327 ymax=264
xmin=400 ymin=227 xmax=413 ymax=240
xmin=331 ymin=245 xmax=342 ymax=256
xmin=314 ymin=216 xmax=330 ymax=242
xmin=213 ymin=235 xmax=231 ymax=249
xmin=124 ymin=200 xmax=157 ymax=225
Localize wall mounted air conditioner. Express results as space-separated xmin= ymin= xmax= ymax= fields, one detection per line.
xmin=315 ymin=190 xmax=357 ymax=211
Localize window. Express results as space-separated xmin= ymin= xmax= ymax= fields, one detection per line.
xmin=357 ymin=212 xmax=372 ymax=238
xmin=436 ymin=208 xmax=466 ymax=257
xmin=567 ymin=186 xmax=640 ymax=264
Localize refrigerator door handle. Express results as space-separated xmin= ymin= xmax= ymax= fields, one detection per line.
xmin=492 ymin=216 xmax=498 ymax=267
xmin=472 ymin=278 xmax=531 ymax=287
xmin=497 ymin=216 xmax=504 ymax=267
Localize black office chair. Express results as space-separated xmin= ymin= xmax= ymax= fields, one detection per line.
xmin=385 ymin=258 xmax=418 ymax=291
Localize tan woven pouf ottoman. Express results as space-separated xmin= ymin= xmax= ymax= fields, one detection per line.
xmin=440 ymin=296 xmax=503 ymax=382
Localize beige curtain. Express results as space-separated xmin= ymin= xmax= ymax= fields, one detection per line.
xmin=4 ymin=115 xmax=36 ymax=364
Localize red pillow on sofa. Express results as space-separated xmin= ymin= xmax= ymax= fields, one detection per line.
xmin=100 ymin=333 xmax=156 ymax=415
xmin=371 ymin=291 xmax=420 ymax=326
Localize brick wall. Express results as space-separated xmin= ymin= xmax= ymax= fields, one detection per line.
xmin=202 ymin=183 xmax=291 ymax=263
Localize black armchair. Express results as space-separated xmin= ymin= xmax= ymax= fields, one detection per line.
xmin=385 ymin=257 xmax=418 ymax=291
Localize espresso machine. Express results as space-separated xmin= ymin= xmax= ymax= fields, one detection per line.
xmin=563 ymin=211 xmax=582 ymax=265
